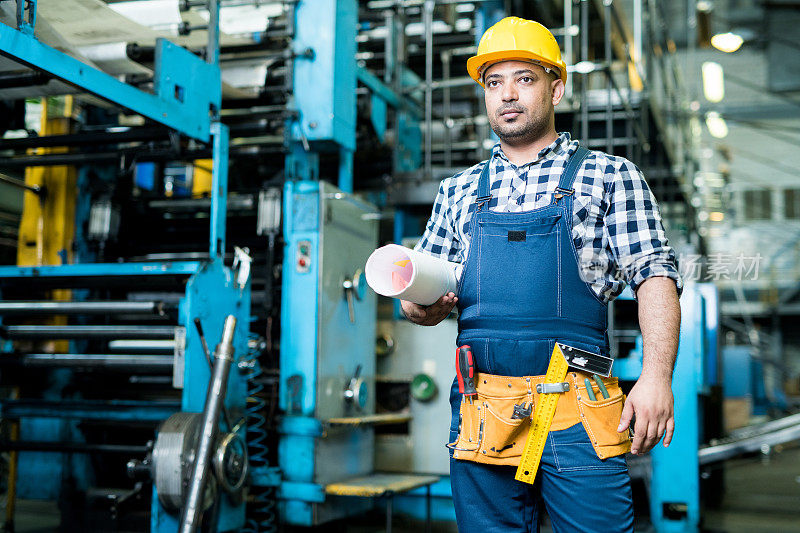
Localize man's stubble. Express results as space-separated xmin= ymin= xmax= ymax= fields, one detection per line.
xmin=488 ymin=96 xmax=554 ymax=147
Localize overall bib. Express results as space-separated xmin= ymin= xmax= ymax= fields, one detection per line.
xmin=448 ymin=147 xmax=634 ymax=532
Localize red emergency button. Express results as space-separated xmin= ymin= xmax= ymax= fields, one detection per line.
xmin=298 ymin=258 xmax=307 ymax=267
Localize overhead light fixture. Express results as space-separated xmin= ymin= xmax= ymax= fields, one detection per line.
xmin=705 ymin=111 xmax=729 ymax=138
xmin=696 ymin=1 xmax=713 ymax=13
xmin=711 ymin=32 xmax=744 ymax=53
xmin=572 ymin=61 xmax=596 ymax=74
xmin=702 ymin=61 xmax=725 ymax=102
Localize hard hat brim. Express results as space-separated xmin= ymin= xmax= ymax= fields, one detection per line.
xmin=467 ymin=50 xmax=567 ymax=86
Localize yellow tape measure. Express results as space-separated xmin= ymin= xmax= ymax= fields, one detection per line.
xmin=514 ymin=344 xmax=569 ymax=484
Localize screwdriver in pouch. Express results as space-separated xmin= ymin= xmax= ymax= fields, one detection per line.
xmin=584 ymin=378 xmax=598 ymax=401
xmin=456 ymin=345 xmax=477 ymax=404
xmin=592 ymin=374 xmax=610 ymax=399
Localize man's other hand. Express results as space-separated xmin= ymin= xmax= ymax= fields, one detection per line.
xmin=617 ymin=374 xmax=675 ymax=455
xmin=400 ymin=292 xmax=458 ymax=326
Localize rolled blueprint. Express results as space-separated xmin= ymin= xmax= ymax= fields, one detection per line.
xmin=365 ymin=244 xmax=458 ymax=306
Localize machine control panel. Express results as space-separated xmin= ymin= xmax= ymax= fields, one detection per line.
xmin=296 ymin=240 xmax=312 ymax=273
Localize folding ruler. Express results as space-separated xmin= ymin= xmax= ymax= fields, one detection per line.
xmin=514 ymin=342 xmax=613 ymax=484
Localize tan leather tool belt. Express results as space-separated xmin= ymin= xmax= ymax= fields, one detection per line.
xmin=449 ymin=372 xmax=632 ymax=466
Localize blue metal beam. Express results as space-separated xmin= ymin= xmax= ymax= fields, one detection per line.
xmin=0 ymin=26 xmax=218 ymax=142
xmin=356 ymin=65 xmax=422 ymax=118
xmin=209 ymin=122 xmax=229 ymax=258
xmin=291 ymin=0 xmax=358 ymax=150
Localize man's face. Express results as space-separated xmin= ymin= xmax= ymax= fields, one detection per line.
xmin=483 ymin=60 xmax=563 ymax=145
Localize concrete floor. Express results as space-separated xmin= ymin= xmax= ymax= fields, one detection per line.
xmin=701 ymin=444 xmax=800 ymax=533
xmin=7 ymin=446 xmax=800 ymax=532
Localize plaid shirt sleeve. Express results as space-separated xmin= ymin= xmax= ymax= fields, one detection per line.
xmin=414 ymin=178 xmax=462 ymax=262
xmin=604 ymin=159 xmax=683 ymax=296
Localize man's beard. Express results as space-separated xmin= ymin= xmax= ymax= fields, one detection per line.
xmin=489 ymin=107 xmax=549 ymax=145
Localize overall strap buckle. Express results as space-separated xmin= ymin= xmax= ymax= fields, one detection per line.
xmin=554 ymin=187 xmax=574 ymax=201
xmin=476 ymin=195 xmax=492 ymax=211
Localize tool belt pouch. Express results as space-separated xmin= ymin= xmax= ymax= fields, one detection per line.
xmin=571 ymin=373 xmax=632 ymax=460
xmin=449 ymin=373 xmax=630 ymax=466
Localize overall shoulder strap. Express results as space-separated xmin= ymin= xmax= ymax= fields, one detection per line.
xmin=555 ymin=146 xmax=590 ymax=198
xmin=476 ymin=159 xmax=492 ymax=207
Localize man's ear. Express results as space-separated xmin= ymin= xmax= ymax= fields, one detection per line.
xmin=551 ymin=78 xmax=565 ymax=106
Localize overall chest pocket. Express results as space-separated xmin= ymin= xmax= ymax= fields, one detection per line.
xmin=477 ymin=214 xmax=562 ymax=317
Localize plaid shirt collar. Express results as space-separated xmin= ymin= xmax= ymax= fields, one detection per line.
xmin=490 ymin=131 xmax=573 ymax=168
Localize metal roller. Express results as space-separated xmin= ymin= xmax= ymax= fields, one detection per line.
xmin=0 ymin=300 xmax=166 ymax=316
xmin=1 ymin=325 xmax=176 ymax=340
xmin=108 ymin=340 xmax=176 ymax=353
xmin=0 ymin=441 xmax=148 ymax=455
xmin=10 ymin=353 xmax=173 ymax=372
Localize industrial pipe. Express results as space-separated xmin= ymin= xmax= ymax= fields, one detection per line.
xmin=179 ymin=315 xmax=237 ymax=533
xmin=0 ymin=300 xmax=165 ymax=316
xmin=0 ymin=145 xmax=284 ymax=168
xmin=0 ymin=441 xmax=148 ymax=455
xmin=6 ymin=353 xmax=174 ymax=372
xmin=0 ymin=127 xmax=171 ymax=150
xmin=0 ymin=174 xmax=45 ymax=197
xmin=1 ymin=325 xmax=176 ymax=340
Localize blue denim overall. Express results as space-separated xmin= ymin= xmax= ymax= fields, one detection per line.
xmin=449 ymin=147 xmax=634 ymax=532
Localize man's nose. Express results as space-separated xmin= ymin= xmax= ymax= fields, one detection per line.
xmin=502 ymin=82 xmax=518 ymax=101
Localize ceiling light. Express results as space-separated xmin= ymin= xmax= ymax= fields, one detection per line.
xmin=711 ymin=32 xmax=744 ymax=53
xmin=573 ymin=61 xmax=596 ymax=74
xmin=702 ymin=61 xmax=725 ymax=102
xmin=709 ymin=211 xmax=725 ymax=222
xmin=705 ymin=111 xmax=729 ymax=138
xmin=696 ymin=1 xmax=713 ymax=13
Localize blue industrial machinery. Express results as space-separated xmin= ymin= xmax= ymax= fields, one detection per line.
xmin=721 ymin=344 xmax=788 ymax=416
xmin=285 ymin=0 xmax=358 ymax=191
xmin=0 ymin=2 xmax=254 ymax=531
xmin=614 ymin=283 xmax=720 ymax=533
xmin=279 ymin=179 xmax=379 ymax=525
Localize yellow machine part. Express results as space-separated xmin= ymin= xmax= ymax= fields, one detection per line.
xmin=16 ymin=97 xmax=78 ymax=353
xmin=192 ymin=158 xmax=213 ymax=196
xmin=17 ymin=98 xmax=77 ymax=268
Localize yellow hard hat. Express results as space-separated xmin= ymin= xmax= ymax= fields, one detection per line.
xmin=467 ymin=17 xmax=567 ymax=86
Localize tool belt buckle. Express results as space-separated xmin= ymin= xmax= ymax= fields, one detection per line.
xmin=535 ymin=382 xmax=570 ymax=394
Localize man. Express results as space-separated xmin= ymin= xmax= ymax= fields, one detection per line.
xmin=401 ymin=16 xmax=682 ymax=532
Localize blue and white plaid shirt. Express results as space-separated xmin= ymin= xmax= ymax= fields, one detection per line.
xmin=415 ymin=132 xmax=682 ymax=302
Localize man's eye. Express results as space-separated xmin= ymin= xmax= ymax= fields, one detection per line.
xmin=487 ymin=80 xmax=499 ymax=88
xmin=520 ymin=76 xmax=533 ymax=83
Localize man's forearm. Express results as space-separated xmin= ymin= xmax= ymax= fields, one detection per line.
xmin=635 ymin=276 xmax=680 ymax=381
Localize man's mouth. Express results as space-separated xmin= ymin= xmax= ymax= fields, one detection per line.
xmin=500 ymin=109 xmax=524 ymax=118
